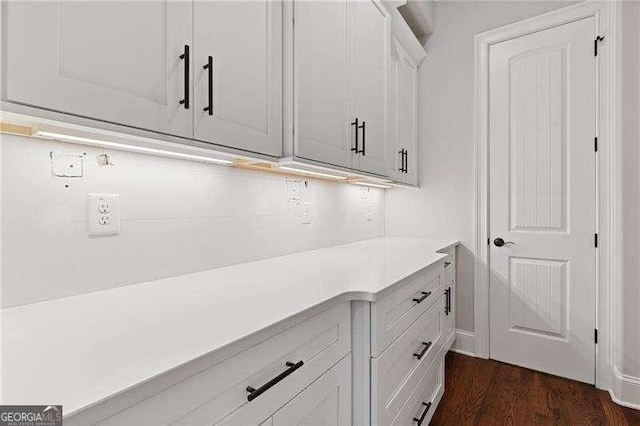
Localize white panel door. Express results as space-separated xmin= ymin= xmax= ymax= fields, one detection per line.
xmin=489 ymin=17 xmax=596 ymax=383
xmin=4 ymin=1 xmax=192 ymax=138
xmin=351 ymin=0 xmax=389 ymax=176
xmin=294 ymin=0 xmax=351 ymax=168
xmin=387 ymin=38 xmax=418 ymax=185
xmin=272 ymin=356 xmax=351 ymax=426
xmin=193 ymin=1 xmax=282 ymax=157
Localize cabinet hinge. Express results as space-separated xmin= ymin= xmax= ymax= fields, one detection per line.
xmin=594 ymin=233 xmax=598 ymax=248
xmin=595 ymin=137 xmax=598 ymax=152
xmin=594 ymin=328 xmax=598 ymax=344
xmin=594 ymin=35 xmax=605 ymax=56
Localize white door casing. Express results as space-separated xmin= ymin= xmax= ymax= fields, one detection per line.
xmin=4 ymin=0 xmax=193 ymax=138
xmin=193 ymin=0 xmax=282 ymax=157
xmin=488 ymin=17 xmax=596 ymax=383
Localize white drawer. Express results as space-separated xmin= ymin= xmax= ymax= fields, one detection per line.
xmin=98 ymin=303 xmax=351 ymax=426
xmin=371 ymin=262 xmax=445 ymax=356
xmin=391 ymin=356 xmax=444 ymax=426
xmin=372 ymin=295 xmax=446 ymax=425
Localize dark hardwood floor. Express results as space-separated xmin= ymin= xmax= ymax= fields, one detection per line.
xmin=431 ymin=352 xmax=640 ymax=425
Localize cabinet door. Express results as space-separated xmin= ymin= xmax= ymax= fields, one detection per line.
xmin=351 ymin=0 xmax=389 ymax=176
xmin=272 ymin=356 xmax=351 ymax=426
xmin=294 ymin=0 xmax=352 ymax=168
xmin=4 ymin=1 xmax=192 ymax=138
xmin=193 ymin=1 xmax=282 ymax=157
xmin=388 ymin=39 xmax=418 ymax=185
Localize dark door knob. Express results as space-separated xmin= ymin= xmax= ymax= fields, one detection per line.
xmin=494 ymin=238 xmax=514 ymax=247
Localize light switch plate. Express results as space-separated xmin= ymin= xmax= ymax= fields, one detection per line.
xmin=88 ymin=194 xmax=120 ymax=236
xmin=302 ymin=202 xmax=312 ymax=224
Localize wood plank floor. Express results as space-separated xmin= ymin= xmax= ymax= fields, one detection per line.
xmin=431 ymin=352 xmax=640 ymax=425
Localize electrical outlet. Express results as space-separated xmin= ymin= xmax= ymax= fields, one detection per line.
xmin=88 ymin=194 xmax=120 ymax=236
xmin=302 ymin=202 xmax=312 ymax=224
xmin=366 ymin=204 xmax=373 ymax=222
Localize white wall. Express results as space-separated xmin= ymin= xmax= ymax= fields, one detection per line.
xmin=0 ymin=134 xmax=384 ymax=308
xmin=619 ymin=0 xmax=640 ymax=382
xmin=385 ymin=1 xmax=576 ymax=332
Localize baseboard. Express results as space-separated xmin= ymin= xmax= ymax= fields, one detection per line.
xmin=451 ymin=329 xmax=476 ymax=357
xmin=610 ymin=366 xmax=640 ymax=410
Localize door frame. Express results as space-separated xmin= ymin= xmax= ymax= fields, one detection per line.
xmin=473 ymin=0 xmax=619 ymax=393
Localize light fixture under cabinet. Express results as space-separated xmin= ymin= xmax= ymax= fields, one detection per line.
xmin=278 ymin=166 xmax=348 ymax=180
xmin=33 ymin=130 xmax=234 ymax=165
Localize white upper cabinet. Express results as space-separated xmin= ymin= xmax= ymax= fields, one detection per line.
xmin=294 ymin=0 xmax=390 ymax=176
xmin=193 ymin=1 xmax=283 ymax=157
xmin=4 ymin=1 xmax=193 ymax=138
xmin=351 ymin=1 xmax=390 ymax=176
xmin=294 ymin=0 xmax=351 ymax=169
xmin=388 ymin=38 xmax=419 ymax=185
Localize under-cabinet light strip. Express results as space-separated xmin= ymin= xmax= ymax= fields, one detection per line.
xmin=351 ymin=181 xmax=394 ymax=189
xmin=278 ymin=166 xmax=348 ymax=180
xmin=33 ymin=131 xmax=234 ymax=165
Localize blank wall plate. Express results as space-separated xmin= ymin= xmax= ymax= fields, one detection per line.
xmin=88 ymin=194 xmax=120 ymax=236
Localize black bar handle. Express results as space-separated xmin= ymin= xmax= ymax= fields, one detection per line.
xmin=351 ymin=118 xmax=359 ymax=153
xmin=246 ymin=360 xmax=303 ymax=402
xmin=179 ymin=45 xmax=190 ymax=109
xmin=398 ymin=149 xmax=405 ymax=172
xmin=403 ymin=150 xmax=408 ymax=173
xmin=414 ymin=401 xmax=432 ymax=426
xmin=203 ymin=56 xmax=213 ymax=116
xmin=360 ymin=121 xmax=366 ymax=155
xmin=445 ymin=287 xmax=451 ymax=315
xmin=413 ymin=341 xmax=433 ymax=360
xmin=412 ymin=291 xmax=431 ymax=304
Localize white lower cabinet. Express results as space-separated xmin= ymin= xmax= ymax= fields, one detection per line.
xmin=65 ymin=248 xmax=457 ymax=426
xmin=270 ymin=355 xmax=351 ymax=426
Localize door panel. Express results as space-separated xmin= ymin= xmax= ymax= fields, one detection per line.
xmin=352 ymin=0 xmax=389 ymax=176
xmin=272 ymin=355 xmax=351 ymax=426
xmin=294 ymin=1 xmax=351 ymax=168
xmin=489 ymin=17 xmax=596 ymax=383
xmin=387 ymin=38 xmax=418 ymax=185
xmin=193 ymin=0 xmax=282 ymax=157
xmin=5 ymin=0 xmax=192 ymax=138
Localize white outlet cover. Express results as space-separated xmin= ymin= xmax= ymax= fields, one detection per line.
xmin=366 ymin=204 xmax=373 ymax=222
xmin=88 ymin=194 xmax=120 ymax=236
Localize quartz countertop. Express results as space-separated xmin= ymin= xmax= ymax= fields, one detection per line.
xmin=0 ymin=237 xmax=458 ymax=414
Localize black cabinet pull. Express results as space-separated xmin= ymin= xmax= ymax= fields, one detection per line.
xmin=403 ymin=150 xmax=408 ymax=173
xmin=351 ymin=118 xmax=360 ymax=153
xmin=203 ymin=56 xmax=213 ymax=116
xmin=179 ymin=45 xmax=190 ymax=109
xmin=412 ymin=291 xmax=431 ymax=304
xmin=246 ymin=360 xmax=303 ymax=402
xmin=398 ymin=149 xmax=406 ymax=172
xmin=445 ymin=287 xmax=451 ymax=315
xmin=444 ymin=261 xmax=451 ymax=268
xmin=360 ymin=121 xmax=366 ymax=155
xmin=413 ymin=341 xmax=433 ymax=360
xmin=413 ymin=401 xmax=432 ymax=426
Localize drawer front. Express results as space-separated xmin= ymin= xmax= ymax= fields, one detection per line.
xmin=373 ymin=295 xmax=446 ymax=425
xmin=391 ymin=356 xmax=444 ymax=426
xmin=98 ymin=303 xmax=351 ymax=426
xmin=372 ymin=262 xmax=444 ymax=356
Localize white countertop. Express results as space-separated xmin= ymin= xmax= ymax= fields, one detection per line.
xmin=0 ymin=237 xmax=457 ymax=415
